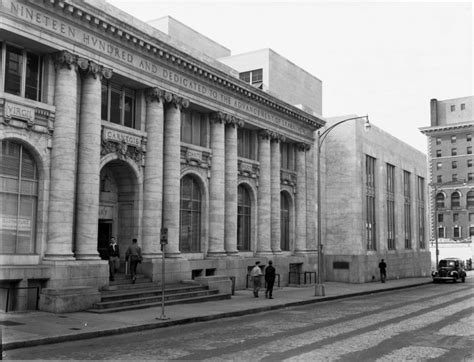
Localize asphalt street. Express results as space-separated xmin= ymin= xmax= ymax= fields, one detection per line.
xmin=6 ymin=279 xmax=473 ymax=361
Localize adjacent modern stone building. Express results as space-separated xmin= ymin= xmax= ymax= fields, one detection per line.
xmin=0 ymin=0 xmax=324 ymax=312
xmin=322 ymin=116 xmax=431 ymax=282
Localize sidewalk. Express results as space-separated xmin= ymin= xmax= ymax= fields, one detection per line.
xmin=1 ymin=277 xmax=433 ymax=351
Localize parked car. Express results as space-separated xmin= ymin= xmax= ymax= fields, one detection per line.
xmin=432 ymin=258 xmax=467 ymax=283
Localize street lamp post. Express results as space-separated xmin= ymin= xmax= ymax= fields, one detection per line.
xmin=315 ymin=115 xmax=370 ymax=296
xmin=433 ymin=186 xmax=439 ymax=268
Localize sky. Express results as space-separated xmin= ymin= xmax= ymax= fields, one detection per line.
xmin=107 ymin=0 xmax=473 ymax=153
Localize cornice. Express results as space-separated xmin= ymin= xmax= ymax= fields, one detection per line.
xmin=419 ymin=122 xmax=473 ymax=135
xmin=35 ymin=0 xmax=324 ymax=130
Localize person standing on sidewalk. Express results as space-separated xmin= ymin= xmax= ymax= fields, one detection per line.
xmin=125 ymin=238 xmax=142 ymax=283
xmin=108 ymin=237 xmax=120 ymax=281
xmin=250 ymin=261 xmax=263 ymax=297
xmin=379 ymin=259 xmax=387 ymax=283
xmin=265 ymin=260 xmax=276 ymax=299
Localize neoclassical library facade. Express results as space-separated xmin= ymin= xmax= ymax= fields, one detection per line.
xmin=0 ymin=0 xmax=325 ymax=310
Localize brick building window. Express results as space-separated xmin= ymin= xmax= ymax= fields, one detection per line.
xmin=181 ymin=109 xmax=207 ymax=147
xmin=467 ymin=191 xmax=474 ymax=208
xmin=436 ymin=193 xmax=445 ymax=208
xmin=451 ymin=192 xmax=461 ymax=208
xmin=365 ymin=155 xmax=376 ymax=250
xmin=101 ymin=81 xmax=136 ymax=129
xmin=468 ymin=146 xmax=472 ymax=155
xmin=436 ymin=150 xmax=441 ymax=157
xmin=238 ymin=128 xmax=256 ymax=160
xmin=451 ymin=136 xmax=456 ymax=143
xmin=386 ymin=164 xmax=396 ymax=250
xmin=452 ymin=148 xmax=457 ymax=156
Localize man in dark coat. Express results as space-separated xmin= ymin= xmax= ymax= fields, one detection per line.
xmin=265 ymin=260 xmax=276 ymax=299
xmin=108 ymin=237 xmax=120 ymax=281
xmin=378 ymin=259 xmax=387 ymax=283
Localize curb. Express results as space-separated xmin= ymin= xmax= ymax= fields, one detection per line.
xmin=3 ymin=281 xmax=432 ymax=351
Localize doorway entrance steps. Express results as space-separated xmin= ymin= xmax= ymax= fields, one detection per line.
xmin=87 ymin=274 xmax=231 ymax=313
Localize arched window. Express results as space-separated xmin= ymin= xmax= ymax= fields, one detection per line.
xmin=280 ymin=192 xmax=290 ymax=251
xmin=436 ymin=193 xmax=445 ymax=208
xmin=451 ymin=191 xmax=461 ymax=208
xmin=0 ymin=140 xmax=38 ymax=254
xmin=237 ymin=185 xmax=251 ymax=251
xmin=467 ymin=190 xmax=474 ymax=208
xmin=179 ymin=175 xmax=201 ymax=252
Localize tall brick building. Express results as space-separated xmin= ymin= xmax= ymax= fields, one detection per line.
xmin=420 ymin=96 xmax=474 ymax=242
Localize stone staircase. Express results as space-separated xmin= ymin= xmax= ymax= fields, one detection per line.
xmin=87 ymin=274 xmax=231 ymax=314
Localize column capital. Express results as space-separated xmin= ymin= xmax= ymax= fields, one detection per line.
xmin=53 ymin=50 xmax=77 ymax=70
xmin=296 ymin=143 xmax=311 ymax=152
xmin=164 ymin=91 xmax=189 ymax=110
xmin=210 ymin=111 xmax=226 ymax=124
xmin=225 ymin=115 xmax=245 ymax=128
xmin=145 ymin=87 xmax=166 ymax=104
xmin=271 ymin=133 xmax=286 ymax=143
xmin=77 ymin=57 xmax=113 ymax=80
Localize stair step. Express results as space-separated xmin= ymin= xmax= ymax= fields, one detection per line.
xmin=94 ymin=289 xmax=220 ymax=309
xmin=100 ymin=286 xmax=210 ymax=302
xmin=87 ymin=293 xmax=231 ymax=314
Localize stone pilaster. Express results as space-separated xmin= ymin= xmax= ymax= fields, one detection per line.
xmin=75 ymin=60 xmax=112 ymax=260
xmin=162 ymin=93 xmax=189 ymax=257
xmin=295 ymin=143 xmax=309 ymax=254
xmin=305 ymin=145 xmax=317 ymax=252
xmin=271 ymin=135 xmax=283 ymax=254
xmin=45 ymin=50 xmax=79 ymax=261
xmin=256 ymin=130 xmax=272 ymax=255
xmin=208 ymin=112 xmax=227 ymax=257
xmin=225 ymin=116 xmax=243 ymax=256
xmin=142 ymin=88 xmax=166 ymax=258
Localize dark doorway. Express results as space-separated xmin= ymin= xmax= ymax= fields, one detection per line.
xmin=98 ymin=220 xmax=112 ymax=260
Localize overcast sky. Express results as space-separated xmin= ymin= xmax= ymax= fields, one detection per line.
xmin=108 ymin=0 xmax=473 ymax=153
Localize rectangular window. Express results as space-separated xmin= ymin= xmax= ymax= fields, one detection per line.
xmin=280 ymin=142 xmax=295 ymax=170
xmin=101 ymin=81 xmax=136 ymax=129
xmin=468 ymin=160 xmax=473 ymax=168
xmin=452 ymin=161 xmax=457 ymax=169
xmin=468 ymin=173 xmax=473 ymax=181
xmin=470 ymin=226 xmax=474 ymax=236
xmin=366 ymin=155 xmax=376 ymax=250
xmin=181 ymin=110 xmax=207 ymax=147
xmin=437 ymin=162 xmax=442 ymax=170
xmin=450 ymin=105 xmax=455 ymax=112
xmin=467 ymin=134 xmax=472 ymax=142
xmin=453 ymin=226 xmax=461 ymax=238
xmin=468 ymin=146 xmax=472 ymax=155
xmin=3 ymin=44 xmax=42 ymax=101
xmin=436 ymin=150 xmax=441 ymax=157
xmin=452 ymin=148 xmax=457 ymax=156
xmin=403 ymin=170 xmax=412 ymax=249
xmin=436 ymin=137 xmax=441 ymax=145
xmin=451 ymin=136 xmax=456 ymax=143
xmin=437 ymin=175 xmax=442 ymax=183
xmin=239 ymin=69 xmax=263 ymax=88
xmin=438 ymin=226 xmax=445 ymax=238
xmin=238 ymin=128 xmax=256 ymax=160
xmin=470 ymin=213 xmax=474 ymax=222
xmin=438 ymin=213 xmax=443 ymax=223
xmin=452 ymin=174 xmax=458 ymax=182
xmin=386 ymin=164 xmax=396 ymax=250
xmin=417 ymin=176 xmax=425 ymax=249
xmin=453 ymin=213 xmax=459 ymax=222
xmin=461 ymin=103 xmax=466 ymax=110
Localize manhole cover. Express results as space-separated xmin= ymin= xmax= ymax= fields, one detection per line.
xmin=0 ymin=321 xmax=24 ymax=326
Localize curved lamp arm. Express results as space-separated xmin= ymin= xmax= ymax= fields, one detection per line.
xmin=318 ymin=115 xmax=370 ymax=150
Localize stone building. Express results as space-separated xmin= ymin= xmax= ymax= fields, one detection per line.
xmin=420 ymin=97 xmax=474 ymax=243
xmin=0 ymin=0 xmax=324 ymax=311
xmin=322 ymin=116 xmax=431 ymax=282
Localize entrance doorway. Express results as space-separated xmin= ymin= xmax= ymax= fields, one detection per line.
xmin=98 ymin=220 xmax=112 ymax=260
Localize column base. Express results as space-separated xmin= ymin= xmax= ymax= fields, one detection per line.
xmin=164 ymin=252 xmax=182 ymax=258
xmin=75 ymin=254 xmax=101 ymax=261
xmin=43 ymin=254 xmax=76 ymax=262
xmin=255 ymin=251 xmax=274 ymax=257
xmin=207 ymin=251 xmax=227 ymax=258
xmin=315 ymin=283 xmax=326 ymax=296
xmin=226 ymin=250 xmax=240 ymax=257
xmin=142 ymin=253 xmax=163 ymax=260
xmin=294 ymin=250 xmax=310 ymax=256
xmin=272 ymin=249 xmax=283 ymax=255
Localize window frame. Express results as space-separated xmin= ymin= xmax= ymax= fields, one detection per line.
xmin=101 ymin=80 xmax=137 ymax=129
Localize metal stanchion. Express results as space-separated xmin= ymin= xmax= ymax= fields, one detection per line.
xmin=157 ymin=228 xmax=169 ymax=320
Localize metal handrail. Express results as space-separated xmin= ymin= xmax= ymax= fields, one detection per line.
xmin=289 ymin=272 xmax=316 ymax=285
xmin=0 ymin=286 xmax=40 ymax=312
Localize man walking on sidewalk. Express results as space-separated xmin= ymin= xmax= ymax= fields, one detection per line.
xmin=265 ymin=260 xmax=276 ymax=299
xmin=250 ymin=261 xmax=263 ymax=297
xmin=379 ymin=259 xmax=387 ymax=283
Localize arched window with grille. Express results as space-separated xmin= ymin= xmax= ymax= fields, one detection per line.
xmin=237 ymin=185 xmax=251 ymax=251
xmin=467 ymin=190 xmax=474 ymax=208
xmin=451 ymin=191 xmax=461 ymax=208
xmin=280 ymin=192 xmax=290 ymax=251
xmin=436 ymin=193 xmax=445 ymax=208
xmin=179 ymin=175 xmax=201 ymax=253
xmin=0 ymin=140 xmax=38 ymax=254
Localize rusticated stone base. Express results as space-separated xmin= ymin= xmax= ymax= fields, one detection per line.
xmin=39 ymin=286 xmax=100 ymax=313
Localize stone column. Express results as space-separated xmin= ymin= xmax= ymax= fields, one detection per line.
xmin=295 ymin=143 xmax=309 ymax=254
xmin=256 ymin=130 xmax=272 ymax=255
xmin=305 ymin=145 xmax=317 ymax=252
xmin=225 ymin=116 xmax=242 ymax=256
xmin=44 ymin=51 xmax=79 ymax=261
xmin=271 ymin=135 xmax=282 ymax=254
xmin=142 ymin=88 xmax=166 ymax=258
xmin=75 ymin=60 xmax=112 ymax=260
xmin=162 ymin=93 xmax=189 ymax=257
xmin=208 ymin=112 xmax=227 ymax=257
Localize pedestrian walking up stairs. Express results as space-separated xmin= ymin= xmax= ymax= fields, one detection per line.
xmin=87 ymin=274 xmax=231 ymax=314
